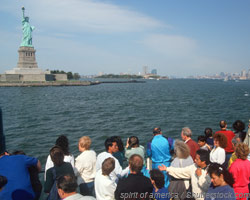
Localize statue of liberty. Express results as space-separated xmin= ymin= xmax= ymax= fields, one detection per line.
xmin=20 ymin=7 xmax=35 ymax=47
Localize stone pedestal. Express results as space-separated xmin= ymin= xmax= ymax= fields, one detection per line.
xmin=17 ymin=46 xmax=38 ymax=69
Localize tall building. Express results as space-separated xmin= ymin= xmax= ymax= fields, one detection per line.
xmin=241 ymin=70 xmax=246 ymax=77
xmin=151 ymin=69 xmax=157 ymax=75
xmin=142 ymin=66 xmax=148 ymax=75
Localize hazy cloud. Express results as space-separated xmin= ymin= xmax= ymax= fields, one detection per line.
xmin=140 ymin=34 xmax=198 ymax=57
xmin=18 ymin=0 xmax=166 ymax=34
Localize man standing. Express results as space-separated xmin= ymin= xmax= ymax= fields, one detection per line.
xmin=57 ymin=174 xmax=95 ymax=200
xmin=181 ymin=127 xmax=200 ymax=161
xmin=159 ymin=149 xmax=211 ymax=200
xmin=115 ymin=154 xmax=153 ymax=200
xmin=215 ymin=120 xmax=235 ymax=166
xmin=96 ymin=137 xmax=128 ymax=182
xmin=147 ymin=127 xmax=171 ymax=187
xmin=95 ymin=158 xmax=117 ymax=200
xmin=0 ymin=151 xmax=41 ymax=200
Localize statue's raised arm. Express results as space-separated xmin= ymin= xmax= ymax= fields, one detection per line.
xmin=20 ymin=7 xmax=35 ymax=47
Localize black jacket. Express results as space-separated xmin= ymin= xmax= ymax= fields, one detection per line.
xmin=115 ymin=172 xmax=153 ymax=200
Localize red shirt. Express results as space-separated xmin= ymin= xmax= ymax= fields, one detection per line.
xmin=185 ymin=139 xmax=200 ymax=161
xmin=215 ymin=130 xmax=235 ymax=153
xmin=229 ymin=159 xmax=250 ymax=200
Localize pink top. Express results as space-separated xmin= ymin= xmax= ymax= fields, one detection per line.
xmin=229 ymin=158 xmax=250 ymax=200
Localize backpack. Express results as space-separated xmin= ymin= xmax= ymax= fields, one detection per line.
xmin=47 ymin=168 xmax=60 ymax=200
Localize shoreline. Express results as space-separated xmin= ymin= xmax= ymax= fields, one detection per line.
xmin=0 ymin=80 xmax=145 ymax=87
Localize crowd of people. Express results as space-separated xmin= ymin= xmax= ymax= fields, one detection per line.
xmin=0 ymin=119 xmax=250 ymax=200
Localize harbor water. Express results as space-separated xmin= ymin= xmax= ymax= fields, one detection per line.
xmin=0 ymin=79 xmax=250 ymax=166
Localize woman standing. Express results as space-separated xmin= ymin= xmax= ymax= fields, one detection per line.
xmin=210 ymin=133 xmax=227 ymax=165
xmin=229 ymin=143 xmax=250 ymax=200
xmin=205 ymin=163 xmax=235 ymax=200
xmin=45 ymin=135 xmax=75 ymax=179
xmin=168 ymin=140 xmax=193 ymax=200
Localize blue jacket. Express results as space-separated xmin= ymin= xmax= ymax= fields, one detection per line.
xmin=147 ymin=134 xmax=171 ymax=163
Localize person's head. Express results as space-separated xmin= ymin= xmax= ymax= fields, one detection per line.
xmin=129 ymin=154 xmax=143 ymax=173
xmin=235 ymin=143 xmax=249 ymax=160
xmin=56 ymin=135 xmax=70 ymax=155
xmin=197 ymin=135 xmax=206 ymax=148
xmin=219 ymin=120 xmax=227 ymax=129
xmin=102 ymin=157 xmax=115 ymax=176
xmin=128 ymin=136 xmax=139 ymax=148
xmin=174 ymin=140 xmax=190 ymax=159
xmin=57 ymin=174 xmax=78 ymax=199
xmin=110 ymin=136 xmax=124 ymax=152
xmin=231 ymin=136 xmax=241 ymax=150
xmin=150 ymin=169 xmax=165 ymax=190
xmin=12 ymin=150 xmax=25 ymax=155
xmin=233 ymin=120 xmax=245 ymax=132
xmin=204 ymin=128 xmax=213 ymax=138
xmin=0 ymin=175 xmax=7 ymax=191
xmin=181 ymin=127 xmax=192 ymax=141
xmin=213 ymin=133 xmax=227 ymax=148
xmin=153 ymin=127 xmax=162 ymax=136
xmin=104 ymin=138 xmax=118 ymax=153
xmin=25 ymin=16 xmax=29 ymax=22
xmin=50 ymin=146 xmax=64 ymax=166
xmin=78 ymin=136 xmax=91 ymax=152
xmin=208 ymin=163 xmax=234 ymax=187
xmin=195 ymin=149 xmax=210 ymax=168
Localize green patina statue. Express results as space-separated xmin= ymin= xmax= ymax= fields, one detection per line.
xmin=20 ymin=7 xmax=35 ymax=47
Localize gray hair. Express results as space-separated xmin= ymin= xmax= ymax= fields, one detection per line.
xmin=174 ymin=140 xmax=190 ymax=159
xmin=232 ymin=135 xmax=241 ymax=146
xmin=182 ymin=127 xmax=192 ymax=137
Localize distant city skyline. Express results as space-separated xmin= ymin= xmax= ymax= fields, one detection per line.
xmin=0 ymin=0 xmax=250 ymax=77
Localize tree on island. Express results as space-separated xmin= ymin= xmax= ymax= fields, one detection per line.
xmin=50 ymin=70 xmax=81 ymax=80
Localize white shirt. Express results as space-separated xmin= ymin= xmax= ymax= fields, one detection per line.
xmin=167 ymin=164 xmax=211 ymax=200
xmin=95 ymin=170 xmax=116 ymax=200
xmin=96 ymin=152 xmax=128 ymax=183
xmin=210 ymin=146 xmax=225 ymax=165
xmin=44 ymin=154 xmax=75 ymax=180
xmin=64 ymin=193 xmax=96 ymax=200
xmin=75 ymin=150 xmax=96 ymax=184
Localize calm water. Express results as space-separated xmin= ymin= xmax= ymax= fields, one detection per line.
xmin=1 ymin=79 xmax=250 ymax=165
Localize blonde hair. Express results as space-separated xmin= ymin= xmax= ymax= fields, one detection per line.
xmin=235 ymin=143 xmax=249 ymax=160
xmin=79 ymin=136 xmax=91 ymax=150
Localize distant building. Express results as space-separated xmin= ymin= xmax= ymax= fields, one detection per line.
xmin=151 ymin=69 xmax=157 ymax=75
xmin=142 ymin=66 xmax=148 ymax=75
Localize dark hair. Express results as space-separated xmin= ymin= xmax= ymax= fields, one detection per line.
xmin=208 ymin=163 xmax=234 ymax=187
xmin=56 ymin=135 xmax=70 ymax=155
xmin=129 ymin=154 xmax=143 ymax=173
xmin=57 ymin=174 xmax=78 ymax=193
xmin=128 ymin=136 xmax=139 ymax=148
xmin=196 ymin=149 xmax=210 ymax=165
xmin=50 ymin=146 xmax=64 ymax=166
xmin=197 ymin=135 xmax=206 ymax=142
xmin=213 ymin=133 xmax=227 ymax=149
xmin=102 ymin=157 xmax=115 ymax=176
xmin=110 ymin=136 xmax=124 ymax=152
xmin=150 ymin=169 xmax=165 ymax=189
xmin=153 ymin=127 xmax=162 ymax=135
xmin=104 ymin=138 xmax=115 ymax=151
xmin=233 ymin=120 xmax=245 ymax=132
xmin=219 ymin=120 xmax=227 ymax=129
xmin=0 ymin=175 xmax=7 ymax=189
xmin=12 ymin=150 xmax=25 ymax=155
xmin=204 ymin=128 xmax=213 ymax=138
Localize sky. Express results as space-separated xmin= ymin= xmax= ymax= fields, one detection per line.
xmin=0 ymin=0 xmax=250 ymax=77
